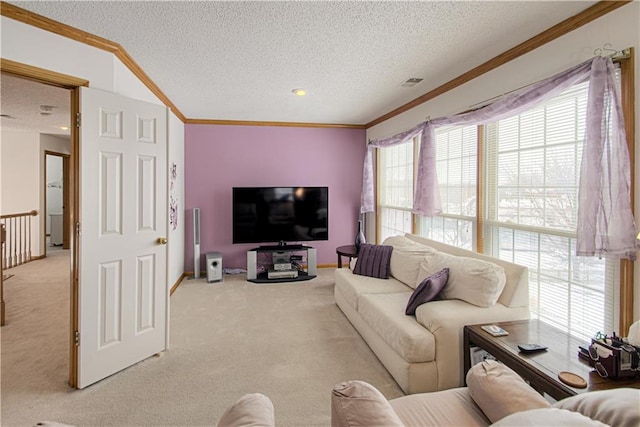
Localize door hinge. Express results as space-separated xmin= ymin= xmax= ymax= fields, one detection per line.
xmin=76 ymin=112 xmax=81 ymax=128
xmin=75 ymin=222 xmax=81 ymax=236
xmin=74 ymin=330 xmax=80 ymax=346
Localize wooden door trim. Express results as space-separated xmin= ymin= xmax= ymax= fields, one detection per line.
xmin=1 ymin=58 xmax=88 ymax=88
xmin=1 ymin=59 xmax=81 ymax=388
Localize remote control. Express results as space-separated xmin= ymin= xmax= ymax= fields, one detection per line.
xmin=481 ymin=325 xmax=509 ymax=336
xmin=518 ymin=343 xmax=548 ymax=353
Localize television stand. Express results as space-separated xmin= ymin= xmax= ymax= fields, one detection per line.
xmin=258 ymin=243 xmax=304 ymax=251
xmin=247 ymin=245 xmax=317 ymax=283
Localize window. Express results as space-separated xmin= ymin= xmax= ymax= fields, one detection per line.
xmin=378 ymin=141 xmax=415 ymax=242
xmin=378 ymin=62 xmax=630 ymax=340
xmin=417 ymin=125 xmax=477 ymax=250
xmin=484 ymin=78 xmax=618 ymax=339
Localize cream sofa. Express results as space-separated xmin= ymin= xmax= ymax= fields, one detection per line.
xmin=334 ymin=234 xmax=530 ymax=393
xmin=331 ymin=360 xmax=640 ymax=427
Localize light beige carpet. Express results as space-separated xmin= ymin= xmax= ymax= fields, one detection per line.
xmin=1 ymin=255 xmax=403 ymax=426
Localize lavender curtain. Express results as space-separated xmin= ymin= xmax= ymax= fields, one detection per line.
xmin=360 ymin=122 xmax=439 ymax=215
xmin=576 ymin=58 xmax=636 ymax=260
xmin=361 ymin=56 xmax=636 ymax=259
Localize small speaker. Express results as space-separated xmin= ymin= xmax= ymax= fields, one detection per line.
xmin=307 ymin=248 xmax=317 ymax=276
xmin=193 ymin=208 xmax=201 ymax=278
xmin=206 ymin=252 xmax=222 ymax=283
xmin=247 ymin=250 xmax=257 ymax=280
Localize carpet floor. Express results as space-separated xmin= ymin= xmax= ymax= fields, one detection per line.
xmin=1 ymin=254 xmax=403 ymax=426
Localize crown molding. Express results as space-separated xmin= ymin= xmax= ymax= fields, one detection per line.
xmin=365 ymin=0 xmax=633 ymax=129
xmin=1 ymin=1 xmax=363 ymax=128
xmin=1 ymin=1 xmax=187 ymax=122
xmin=3 ymin=1 xmax=629 ymax=130
xmin=185 ymin=118 xmax=366 ymax=129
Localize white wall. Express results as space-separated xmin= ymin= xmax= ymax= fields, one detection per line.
xmin=1 ymin=130 xmax=41 ymax=255
xmin=168 ymin=113 xmax=185 ymax=287
xmin=367 ymin=2 xmax=640 ymax=323
xmin=0 ymin=131 xmax=71 ymax=257
xmin=1 ymin=16 xmax=186 ymax=286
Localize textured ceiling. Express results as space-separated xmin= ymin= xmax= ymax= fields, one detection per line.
xmin=1 ymin=73 xmax=71 ymax=136
xmin=4 ymin=1 xmax=598 ymax=126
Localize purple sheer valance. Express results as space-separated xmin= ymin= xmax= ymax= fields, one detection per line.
xmin=361 ymin=56 xmax=636 ymax=259
xmin=360 ymin=122 xmax=441 ymax=215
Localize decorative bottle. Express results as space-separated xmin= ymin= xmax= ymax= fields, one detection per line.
xmin=355 ymin=220 xmax=366 ymax=250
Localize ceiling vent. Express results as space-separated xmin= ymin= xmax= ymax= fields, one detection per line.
xmin=399 ymin=77 xmax=424 ymax=88
xmin=40 ymin=104 xmax=56 ymax=116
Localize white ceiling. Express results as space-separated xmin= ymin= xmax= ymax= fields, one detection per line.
xmin=4 ymin=1 xmax=598 ymax=126
xmin=1 ymin=73 xmax=71 ymax=136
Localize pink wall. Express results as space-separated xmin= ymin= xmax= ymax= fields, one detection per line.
xmin=184 ymin=124 xmax=366 ymax=271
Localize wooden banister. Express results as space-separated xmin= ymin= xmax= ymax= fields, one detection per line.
xmin=0 ymin=210 xmax=38 ymax=220
xmin=0 ymin=210 xmax=38 ymax=269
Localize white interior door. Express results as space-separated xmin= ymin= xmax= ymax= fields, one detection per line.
xmin=78 ymin=87 xmax=168 ymax=388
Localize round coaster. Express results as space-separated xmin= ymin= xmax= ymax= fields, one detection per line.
xmin=558 ymin=371 xmax=587 ymax=388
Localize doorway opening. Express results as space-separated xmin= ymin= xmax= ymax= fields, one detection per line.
xmin=45 ymin=151 xmax=71 ymax=254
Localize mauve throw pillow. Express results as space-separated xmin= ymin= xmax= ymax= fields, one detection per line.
xmin=353 ymin=244 xmax=393 ymax=279
xmin=405 ymin=268 xmax=449 ymax=315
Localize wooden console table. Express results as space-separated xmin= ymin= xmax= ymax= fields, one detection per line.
xmin=463 ymin=319 xmax=640 ymax=400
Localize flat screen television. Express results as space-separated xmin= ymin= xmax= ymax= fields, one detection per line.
xmin=232 ymin=186 xmax=328 ymax=244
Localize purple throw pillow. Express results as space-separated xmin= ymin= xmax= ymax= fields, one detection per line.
xmin=353 ymin=244 xmax=393 ymax=279
xmin=405 ymin=268 xmax=449 ymax=315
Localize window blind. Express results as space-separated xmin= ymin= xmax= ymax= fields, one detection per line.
xmin=485 ymin=75 xmax=619 ymax=339
xmin=418 ymin=125 xmax=477 ymax=250
xmin=378 ymin=141 xmax=415 ymax=241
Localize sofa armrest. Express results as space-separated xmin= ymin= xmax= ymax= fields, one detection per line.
xmin=414 ymin=300 xmax=529 ymax=389
xmin=415 ymin=300 xmax=528 ymax=333
xmin=331 ymin=380 xmax=404 ymax=427
xmin=217 ymin=393 xmax=275 ymax=427
xmin=467 ymin=361 xmax=549 ymax=423
xmin=552 ymin=388 xmax=640 ymax=426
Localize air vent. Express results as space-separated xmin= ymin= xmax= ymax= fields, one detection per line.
xmin=40 ymin=104 xmax=56 ymax=116
xmin=399 ymin=77 xmax=424 ymax=88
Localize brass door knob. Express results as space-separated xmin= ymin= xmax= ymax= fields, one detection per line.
xmin=157 ymin=237 xmax=168 ymax=245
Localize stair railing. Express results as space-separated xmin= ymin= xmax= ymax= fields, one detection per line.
xmin=0 ymin=210 xmax=38 ymax=269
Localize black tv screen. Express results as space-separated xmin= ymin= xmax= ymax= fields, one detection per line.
xmin=232 ymin=186 xmax=328 ymax=244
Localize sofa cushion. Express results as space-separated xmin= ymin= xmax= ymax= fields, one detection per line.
xmin=359 ymin=292 xmax=435 ymax=363
xmin=331 ymin=380 xmax=404 ymax=427
xmin=416 ymin=251 xmax=506 ymax=307
xmin=490 ymin=408 xmax=607 ymax=426
xmin=390 ymin=387 xmax=489 ymax=427
xmin=466 ymin=360 xmax=549 ymax=423
xmin=335 ymin=268 xmax=410 ymax=311
xmin=353 ymin=244 xmax=393 ymax=279
xmin=384 ymin=235 xmax=436 ymax=288
xmin=552 ymin=388 xmax=640 ymax=427
xmin=217 ymin=393 xmax=275 ymax=427
xmin=405 ymin=268 xmax=448 ymax=315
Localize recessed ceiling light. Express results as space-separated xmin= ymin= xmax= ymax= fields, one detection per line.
xmin=59 ymin=126 xmax=69 ymax=130
xmin=291 ymin=88 xmax=307 ymax=96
